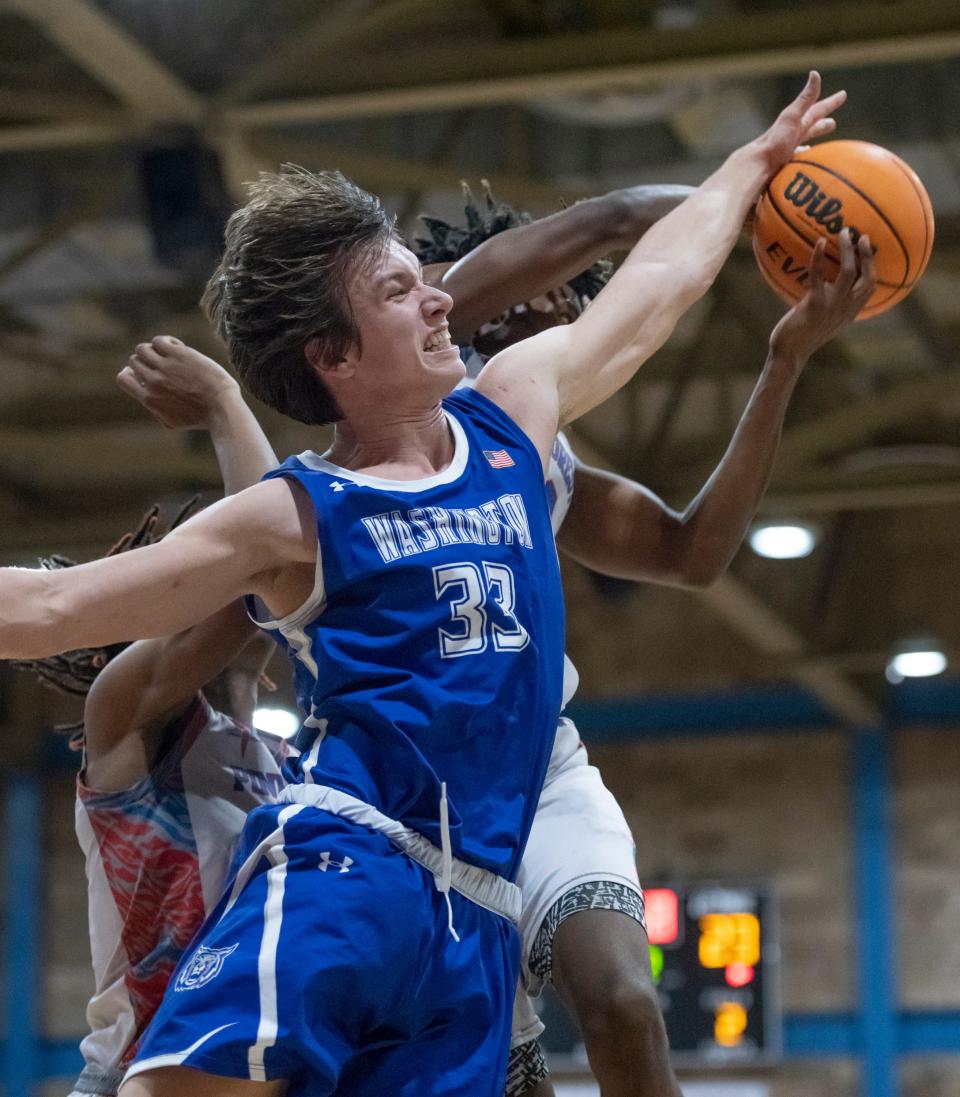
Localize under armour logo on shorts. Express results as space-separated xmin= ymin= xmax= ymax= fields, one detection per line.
xmin=319 ymin=852 xmax=354 ymax=873
xmin=174 ymin=943 xmax=239 ymax=992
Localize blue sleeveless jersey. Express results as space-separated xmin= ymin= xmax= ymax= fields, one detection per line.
xmin=256 ymin=388 xmax=565 ymax=880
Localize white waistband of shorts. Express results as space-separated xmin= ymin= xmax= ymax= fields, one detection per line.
xmin=280 ymin=783 xmax=521 ymax=922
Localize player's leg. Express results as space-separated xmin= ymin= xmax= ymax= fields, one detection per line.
xmin=120 ymin=805 xmax=325 ymax=1093
xmin=519 ymin=1080 xmax=555 ymax=1097
xmin=119 ymin=1067 xmax=284 ymax=1097
xmin=516 ymin=718 xmax=679 ymax=1097
xmin=551 ymin=910 xmax=680 ymax=1097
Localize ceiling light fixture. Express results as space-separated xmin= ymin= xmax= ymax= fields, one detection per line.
xmin=748 ymin=522 xmax=818 ymax=560
xmin=885 ymin=645 xmax=948 ymax=684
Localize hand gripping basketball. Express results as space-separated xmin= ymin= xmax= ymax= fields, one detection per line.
xmin=768 ymin=230 xmax=876 ymax=363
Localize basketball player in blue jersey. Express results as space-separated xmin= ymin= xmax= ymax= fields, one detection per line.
xmin=1 ymin=74 xmax=851 ymax=1097
xmin=413 ymin=194 xmax=874 ymax=1097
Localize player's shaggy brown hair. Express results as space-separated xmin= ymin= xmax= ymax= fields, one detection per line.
xmin=202 ymin=166 xmax=399 ymax=426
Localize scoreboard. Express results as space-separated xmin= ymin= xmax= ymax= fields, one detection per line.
xmin=646 ymin=882 xmax=780 ymax=1061
xmin=539 ymin=881 xmax=781 ymax=1067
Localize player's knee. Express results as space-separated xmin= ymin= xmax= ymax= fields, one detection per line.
xmin=582 ymin=969 xmax=664 ymax=1046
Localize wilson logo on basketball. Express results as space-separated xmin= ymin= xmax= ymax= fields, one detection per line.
xmin=783 ymin=171 xmax=864 ymax=242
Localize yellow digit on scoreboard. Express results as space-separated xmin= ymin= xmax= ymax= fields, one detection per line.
xmin=714 ymin=1001 xmax=748 ymax=1047
xmin=698 ymin=912 xmax=760 ymax=968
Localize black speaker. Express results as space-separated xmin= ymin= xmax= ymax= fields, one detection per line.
xmin=140 ymin=138 xmax=231 ymax=274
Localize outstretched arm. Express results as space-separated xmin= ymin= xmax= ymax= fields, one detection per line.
xmin=558 ymin=232 xmax=875 ymax=586
xmin=476 ymin=72 xmax=846 ymax=464
xmin=426 ymin=185 xmax=694 ymax=343
xmin=0 ymin=476 xmax=316 ymax=660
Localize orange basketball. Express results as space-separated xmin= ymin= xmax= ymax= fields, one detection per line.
xmin=753 ymin=140 xmax=934 ymax=319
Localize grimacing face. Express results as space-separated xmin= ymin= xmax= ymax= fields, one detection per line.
xmin=345 ymin=241 xmax=463 ymax=398
xmin=472 ymin=285 xmax=582 ymax=359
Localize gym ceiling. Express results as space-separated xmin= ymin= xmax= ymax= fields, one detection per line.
xmin=2 ymin=0 xmax=960 ymax=722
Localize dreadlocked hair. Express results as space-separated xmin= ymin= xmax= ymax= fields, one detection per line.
xmin=414 ymin=181 xmax=612 ymax=305
xmin=11 ymin=498 xmax=202 ymax=743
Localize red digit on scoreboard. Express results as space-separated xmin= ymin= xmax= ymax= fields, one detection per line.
xmin=645 ymin=887 xmax=680 ymax=946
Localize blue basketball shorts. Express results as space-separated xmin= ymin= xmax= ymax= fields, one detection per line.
xmin=125 ymin=800 xmax=520 ymax=1096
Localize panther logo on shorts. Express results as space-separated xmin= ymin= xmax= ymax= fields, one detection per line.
xmin=174 ymin=943 xmax=239 ymax=992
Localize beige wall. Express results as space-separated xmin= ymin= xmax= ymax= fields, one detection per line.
xmin=895 ymin=727 xmax=960 ymax=1010
xmin=901 ymin=1057 xmax=960 ymax=1096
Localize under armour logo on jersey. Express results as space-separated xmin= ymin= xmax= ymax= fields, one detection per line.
xmin=174 ymin=943 xmax=239 ymax=992
xmin=484 ymin=449 xmax=515 ymax=469
xmin=319 ymin=852 xmax=354 ymax=873
xmin=329 ymin=480 xmax=348 ymax=492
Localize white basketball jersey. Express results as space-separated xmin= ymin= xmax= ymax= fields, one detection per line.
xmin=545 ymin=432 xmax=581 ymax=707
xmin=74 ymin=697 xmax=290 ymax=1071
xmin=545 ymin=432 xmax=576 ymax=535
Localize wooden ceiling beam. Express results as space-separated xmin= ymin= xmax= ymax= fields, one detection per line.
xmin=0 ymin=425 xmax=217 ymax=488
xmin=0 ymin=508 xmax=199 ymax=560
xmin=227 ymin=0 xmax=960 ymax=124
xmin=775 ymin=373 xmax=960 ymax=470
xmin=219 ymin=0 xmax=455 ymax=106
xmin=0 ymin=179 xmax=123 ymax=287
xmin=898 ymin=293 xmax=959 ymax=372
xmin=6 ymin=0 xmax=204 ymax=123
xmin=697 ymin=573 xmax=880 ymax=726
xmin=650 ymin=458 xmax=960 ymax=515
xmin=758 ymin=479 xmax=960 ymax=516
xmin=208 ymin=128 xmax=275 ymax=205
xmin=0 ymin=119 xmax=132 ymax=153
xmin=0 ymin=385 xmax=142 ymax=430
xmin=0 ymin=87 xmax=119 ymax=121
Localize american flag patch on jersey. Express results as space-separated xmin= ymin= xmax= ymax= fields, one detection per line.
xmin=484 ymin=449 xmax=515 ymax=469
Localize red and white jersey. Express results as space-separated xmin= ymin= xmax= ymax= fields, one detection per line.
xmin=74 ymin=696 xmax=291 ymax=1071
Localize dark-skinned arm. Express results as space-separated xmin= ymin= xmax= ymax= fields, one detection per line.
xmin=558 ymin=232 xmax=875 ymax=587
xmin=80 ymin=338 xmax=284 ymax=789
xmin=425 ymin=185 xmax=694 ymax=343
xmin=82 ymin=601 xmax=263 ymax=790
